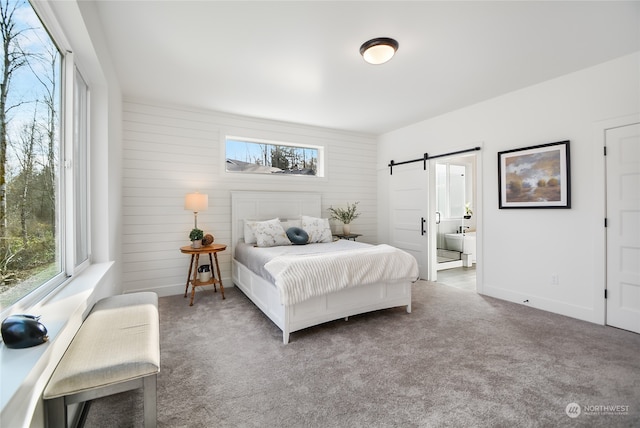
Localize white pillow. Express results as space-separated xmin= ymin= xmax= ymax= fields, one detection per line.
xmin=280 ymin=217 xmax=301 ymax=230
xmin=243 ymin=220 xmax=260 ymax=244
xmin=301 ymin=216 xmax=333 ymax=243
xmin=254 ymin=218 xmax=291 ymax=247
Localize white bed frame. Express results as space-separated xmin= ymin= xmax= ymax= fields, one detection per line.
xmin=230 ymin=191 xmax=412 ymax=344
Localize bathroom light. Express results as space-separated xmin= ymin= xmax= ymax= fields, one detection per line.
xmin=359 ymin=37 xmax=399 ymax=65
xmin=185 ymin=192 xmax=208 ymax=229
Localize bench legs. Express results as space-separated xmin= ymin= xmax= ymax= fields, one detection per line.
xmin=45 ymin=397 xmax=66 ymax=428
xmin=143 ymin=375 xmax=157 ymax=428
xmin=45 ymin=374 xmax=157 ymax=428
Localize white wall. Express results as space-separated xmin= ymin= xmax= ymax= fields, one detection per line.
xmin=378 ymin=52 xmax=640 ymax=325
xmin=121 ymin=100 xmax=377 ymax=296
xmin=76 ymin=0 xmax=123 ymax=286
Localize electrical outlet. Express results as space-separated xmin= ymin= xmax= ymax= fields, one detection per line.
xmin=551 ymin=274 xmax=559 ymax=285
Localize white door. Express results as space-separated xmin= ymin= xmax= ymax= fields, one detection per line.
xmin=606 ymin=123 xmax=640 ymax=334
xmin=389 ymin=163 xmax=429 ymax=278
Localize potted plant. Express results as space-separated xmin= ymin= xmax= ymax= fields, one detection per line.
xmin=328 ymin=202 xmax=360 ymax=235
xmin=464 ymin=202 xmax=473 ymax=219
xmin=189 ymin=228 xmax=204 ymax=248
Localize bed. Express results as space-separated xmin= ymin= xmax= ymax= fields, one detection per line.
xmin=230 ymin=191 xmax=418 ymax=344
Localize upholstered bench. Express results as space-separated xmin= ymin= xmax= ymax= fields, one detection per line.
xmin=44 ymin=292 xmax=160 ymax=428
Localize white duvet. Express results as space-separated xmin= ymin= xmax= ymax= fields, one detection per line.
xmin=264 ymin=244 xmax=419 ymax=305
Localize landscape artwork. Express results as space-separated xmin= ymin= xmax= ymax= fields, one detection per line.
xmin=498 ymin=141 xmax=570 ymax=209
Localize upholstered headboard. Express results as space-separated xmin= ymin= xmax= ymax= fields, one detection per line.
xmin=230 ymin=191 xmax=322 ymax=256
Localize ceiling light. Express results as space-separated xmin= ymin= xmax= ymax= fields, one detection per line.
xmin=359 ymin=37 xmax=399 ymax=65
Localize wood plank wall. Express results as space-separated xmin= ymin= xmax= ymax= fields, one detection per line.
xmin=121 ymin=99 xmax=378 ymax=295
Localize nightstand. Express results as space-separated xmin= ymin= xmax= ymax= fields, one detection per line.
xmin=333 ymin=233 xmax=362 ymax=241
xmin=180 ymin=243 xmax=226 ymax=306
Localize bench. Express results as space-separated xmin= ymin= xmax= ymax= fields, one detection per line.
xmin=43 ymin=292 xmax=160 ymax=428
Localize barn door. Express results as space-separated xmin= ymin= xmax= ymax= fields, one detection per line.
xmin=606 ymin=123 xmax=640 ymax=333
xmin=389 ymin=163 xmax=429 ymax=278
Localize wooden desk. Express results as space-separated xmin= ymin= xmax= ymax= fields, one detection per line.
xmin=180 ymin=244 xmax=226 ymax=306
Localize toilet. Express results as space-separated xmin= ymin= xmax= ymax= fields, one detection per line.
xmin=444 ymin=232 xmax=476 ymax=265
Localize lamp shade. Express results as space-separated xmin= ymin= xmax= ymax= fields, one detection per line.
xmin=184 ymin=193 xmax=208 ymax=212
xmin=360 ymin=37 xmax=399 ymax=65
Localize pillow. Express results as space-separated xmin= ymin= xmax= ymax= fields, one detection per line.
xmin=286 ymin=227 xmax=309 ymax=245
xmin=301 ymin=215 xmax=332 ymax=243
xmin=243 ymin=220 xmax=260 ymax=244
xmin=254 ymin=218 xmax=291 ymax=247
xmin=280 ymin=218 xmax=302 ymax=230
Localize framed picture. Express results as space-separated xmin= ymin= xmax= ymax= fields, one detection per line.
xmin=498 ymin=140 xmax=570 ymax=209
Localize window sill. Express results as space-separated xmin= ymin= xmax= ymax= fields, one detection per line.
xmin=0 ymin=261 xmax=114 ymax=428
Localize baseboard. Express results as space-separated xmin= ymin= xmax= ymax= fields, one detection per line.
xmin=481 ymin=284 xmax=602 ymax=325
xmin=127 ymin=277 xmax=235 ymax=298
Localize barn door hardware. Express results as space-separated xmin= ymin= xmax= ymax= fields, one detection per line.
xmin=388 ymin=146 xmax=481 ymax=175
xmin=388 ymin=153 xmax=428 ymax=175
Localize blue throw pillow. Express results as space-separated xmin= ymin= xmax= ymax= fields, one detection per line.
xmin=286 ymin=227 xmax=309 ymax=245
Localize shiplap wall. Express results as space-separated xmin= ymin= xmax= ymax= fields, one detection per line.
xmin=122 ymin=99 xmax=377 ymax=295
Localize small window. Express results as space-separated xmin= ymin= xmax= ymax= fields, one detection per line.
xmin=225 ymin=137 xmax=323 ymax=177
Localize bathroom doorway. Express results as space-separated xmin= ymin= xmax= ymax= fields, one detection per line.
xmin=430 ymin=152 xmax=478 ymax=291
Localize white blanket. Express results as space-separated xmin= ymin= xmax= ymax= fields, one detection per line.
xmin=264 ymin=244 xmax=419 ymax=305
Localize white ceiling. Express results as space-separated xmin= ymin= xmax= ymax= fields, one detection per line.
xmin=92 ymin=1 xmax=639 ymax=135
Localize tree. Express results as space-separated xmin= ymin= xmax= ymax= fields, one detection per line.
xmin=0 ymin=0 xmax=29 ymax=238
xmin=13 ymin=104 xmax=38 ymax=245
xmin=271 ymin=145 xmax=291 ymax=170
xmin=28 ymin=40 xmax=58 ymax=229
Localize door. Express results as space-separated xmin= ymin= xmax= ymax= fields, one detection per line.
xmin=389 ymin=163 xmax=428 ymax=278
xmin=606 ymin=123 xmax=640 ymax=334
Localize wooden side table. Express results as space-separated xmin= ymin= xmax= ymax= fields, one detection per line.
xmin=180 ymin=243 xmax=226 ymax=306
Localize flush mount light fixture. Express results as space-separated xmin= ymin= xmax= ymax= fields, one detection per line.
xmin=359 ymin=37 xmax=399 ymax=65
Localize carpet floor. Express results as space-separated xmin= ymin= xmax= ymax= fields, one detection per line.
xmin=83 ymin=281 xmax=640 ymax=427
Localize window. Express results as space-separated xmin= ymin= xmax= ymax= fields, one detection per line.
xmin=0 ymin=0 xmax=88 ymax=311
xmin=436 ymin=163 xmax=468 ymax=219
xmin=225 ymin=136 xmax=323 ymax=177
xmin=73 ymin=67 xmax=89 ymax=266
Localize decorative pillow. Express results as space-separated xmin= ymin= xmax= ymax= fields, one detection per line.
xmin=243 ymin=220 xmax=260 ymax=244
xmin=301 ymin=216 xmax=332 ymax=243
xmin=280 ymin=218 xmax=302 ymax=231
xmin=254 ymin=218 xmax=291 ymax=247
xmin=286 ymin=227 xmax=309 ymax=245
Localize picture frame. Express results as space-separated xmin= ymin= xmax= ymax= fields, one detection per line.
xmin=498 ymin=140 xmax=570 ymax=209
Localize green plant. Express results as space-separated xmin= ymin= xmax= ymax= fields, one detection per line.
xmin=189 ymin=228 xmax=204 ymax=241
xmin=328 ymin=202 xmax=360 ymax=224
xmin=465 ymin=202 xmax=473 ymax=216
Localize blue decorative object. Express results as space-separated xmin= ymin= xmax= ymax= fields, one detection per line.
xmin=286 ymin=227 xmax=309 ymax=245
xmin=1 ymin=314 xmax=49 ymax=349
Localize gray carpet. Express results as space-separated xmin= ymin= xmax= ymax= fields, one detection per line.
xmin=83 ymin=282 xmax=640 ymax=427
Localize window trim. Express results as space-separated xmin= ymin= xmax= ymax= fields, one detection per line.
xmin=72 ymin=65 xmax=91 ymax=271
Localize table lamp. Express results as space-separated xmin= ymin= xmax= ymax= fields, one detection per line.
xmin=184 ymin=192 xmax=208 ymax=229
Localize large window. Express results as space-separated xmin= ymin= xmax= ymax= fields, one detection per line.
xmin=226 ymin=136 xmax=323 ymax=177
xmin=0 ymin=0 xmax=88 ymax=311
